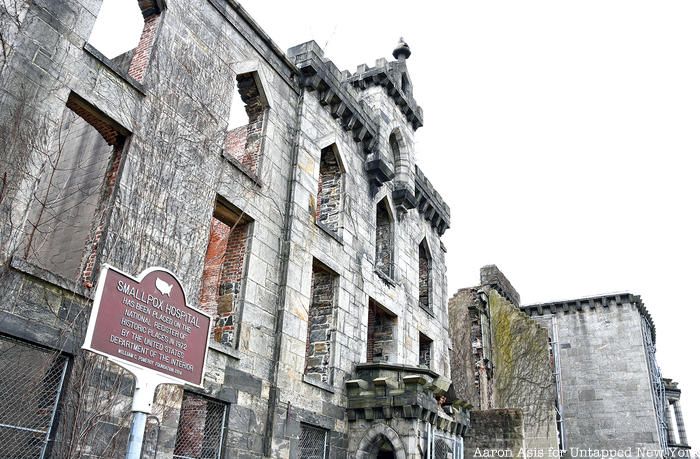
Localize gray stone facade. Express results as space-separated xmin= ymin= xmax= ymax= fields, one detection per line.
xmin=522 ymin=294 xmax=679 ymax=457
xmin=0 ymin=1 xmax=462 ymax=458
xmin=450 ymin=265 xmax=691 ymax=459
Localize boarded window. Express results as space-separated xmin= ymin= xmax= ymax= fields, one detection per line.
xmin=298 ymin=423 xmax=328 ymax=459
xmin=419 ymin=332 xmax=433 ymax=369
xmin=419 ymin=239 xmax=432 ymax=310
xmin=316 ymin=145 xmax=343 ymax=234
xmin=200 ymin=199 xmax=251 ymax=347
xmin=0 ymin=335 xmax=68 ymax=459
xmin=223 ymin=73 xmax=268 ymax=176
xmin=367 ymin=300 xmax=397 ymax=363
xmin=304 ymin=262 xmax=336 ymax=384
xmin=173 ymin=392 xmax=227 ymax=459
xmin=375 ymin=199 xmax=394 ymax=278
xmin=87 ymin=0 xmax=163 ymax=82
xmin=24 ymin=94 xmax=127 ymax=285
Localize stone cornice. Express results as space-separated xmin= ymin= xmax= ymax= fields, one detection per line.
xmin=415 ymin=166 xmax=450 ymax=236
xmin=288 ymin=41 xmax=379 ymax=154
xmin=347 ymin=59 xmax=424 ymax=130
xmin=521 ymin=292 xmax=657 ymax=342
xmin=346 ymin=363 xmax=470 ymax=436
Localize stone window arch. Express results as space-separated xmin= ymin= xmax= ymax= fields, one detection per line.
xmin=418 ymin=238 xmax=433 ymax=311
xmin=389 ymin=129 xmax=409 ymax=186
xmin=375 ymin=198 xmax=395 ymax=279
xmin=224 ymin=71 xmax=269 ymax=176
xmin=356 ymin=424 xmax=406 ymax=459
xmin=316 ymin=143 xmax=345 ymax=236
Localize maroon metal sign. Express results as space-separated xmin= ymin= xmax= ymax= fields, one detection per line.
xmin=84 ymin=265 xmax=211 ymax=386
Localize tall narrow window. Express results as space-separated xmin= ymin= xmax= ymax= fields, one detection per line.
xmin=390 ymin=132 xmax=401 ymax=171
xmin=200 ymin=199 xmax=251 ymax=347
xmin=418 ymin=239 xmax=432 ymax=311
xmin=419 ymin=332 xmax=433 ymax=369
xmin=87 ymin=0 xmax=163 ymax=82
xmin=173 ymin=392 xmax=227 ymax=459
xmin=389 ymin=130 xmax=408 ymax=185
xmin=375 ymin=199 xmax=394 ymax=278
xmin=24 ymin=93 xmax=128 ymax=285
xmin=367 ymin=299 xmax=397 ymax=363
xmin=223 ymin=73 xmax=268 ymax=176
xmin=316 ymin=144 xmax=343 ymax=235
xmin=305 ymin=261 xmax=337 ymax=384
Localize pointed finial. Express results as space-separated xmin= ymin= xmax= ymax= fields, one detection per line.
xmin=392 ymin=37 xmax=411 ymax=61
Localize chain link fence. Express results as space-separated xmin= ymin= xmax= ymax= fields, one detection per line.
xmin=173 ymin=392 xmax=227 ymax=459
xmin=431 ymin=427 xmax=463 ymax=459
xmin=298 ymin=423 xmax=328 ymax=459
xmin=0 ymin=335 xmax=68 ymax=459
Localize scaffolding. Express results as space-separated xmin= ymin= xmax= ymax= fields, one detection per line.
xmin=641 ymin=315 xmax=668 ymax=454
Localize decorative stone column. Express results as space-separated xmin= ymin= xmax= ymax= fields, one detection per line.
xmin=665 ymin=400 xmax=678 ymax=445
xmin=672 ymin=401 xmax=688 ymax=446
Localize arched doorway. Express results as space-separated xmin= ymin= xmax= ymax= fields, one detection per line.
xmin=370 ymin=435 xmax=396 ymax=459
xmin=355 ymin=424 xmax=406 ymax=459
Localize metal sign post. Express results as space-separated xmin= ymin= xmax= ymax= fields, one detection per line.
xmin=83 ymin=265 xmax=212 ymax=459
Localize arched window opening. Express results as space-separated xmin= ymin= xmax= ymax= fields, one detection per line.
xmin=419 ymin=239 xmax=432 ymax=310
xmin=316 ymin=144 xmax=343 ymax=235
xmin=87 ymin=0 xmax=163 ymax=82
xmin=375 ymin=199 xmax=394 ymax=278
xmin=223 ymin=72 xmax=268 ymax=176
xmin=389 ymin=132 xmax=401 ymax=171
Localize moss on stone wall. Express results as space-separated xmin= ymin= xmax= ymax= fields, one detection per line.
xmin=489 ymin=290 xmax=559 ymax=450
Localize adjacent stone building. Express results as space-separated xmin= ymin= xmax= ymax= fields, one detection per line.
xmin=449 ymin=266 xmax=559 ymax=458
xmin=0 ymin=0 xmax=466 ymax=458
xmin=450 ymin=266 xmax=692 ymax=459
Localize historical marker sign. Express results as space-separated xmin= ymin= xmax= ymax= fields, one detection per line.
xmin=83 ymin=265 xmax=212 ymax=386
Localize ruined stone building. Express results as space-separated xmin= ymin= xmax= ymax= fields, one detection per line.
xmin=450 ymin=266 xmax=692 ymax=459
xmin=0 ymin=0 xmax=467 ymax=458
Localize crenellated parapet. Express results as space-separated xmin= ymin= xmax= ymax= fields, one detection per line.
xmin=346 ymin=363 xmax=470 ymax=435
xmin=346 ymin=58 xmax=424 ymax=130
xmin=521 ymin=292 xmax=657 ymax=342
xmin=288 ymin=41 xmax=379 ymax=155
xmin=415 ymin=166 xmax=450 ymax=235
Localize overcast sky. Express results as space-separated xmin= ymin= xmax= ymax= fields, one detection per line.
xmin=92 ymin=0 xmax=699 ymax=449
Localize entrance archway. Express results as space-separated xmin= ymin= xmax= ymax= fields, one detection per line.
xmin=356 ymin=424 xmax=406 ymax=459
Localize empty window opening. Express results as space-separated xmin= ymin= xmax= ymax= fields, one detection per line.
xmin=0 ymin=335 xmax=69 ymax=459
xmin=419 ymin=332 xmax=433 ymax=369
xmin=418 ymin=239 xmax=432 ymax=310
xmin=389 ymin=132 xmax=401 ymax=171
xmin=24 ymin=94 xmax=127 ymax=284
xmin=87 ymin=0 xmax=163 ymax=82
xmin=223 ymin=72 xmax=268 ymax=176
xmin=316 ymin=144 xmax=343 ymax=234
xmin=298 ymin=423 xmax=329 ymax=459
xmin=200 ymin=199 xmax=251 ymax=347
xmin=305 ymin=261 xmax=336 ymax=384
xmin=173 ymin=392 xmax=227 ymax=459
xmin=375 ymin=199 xmax=394 ymax=278
xmin=367 ymin=300 xmax=397 ymax=363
